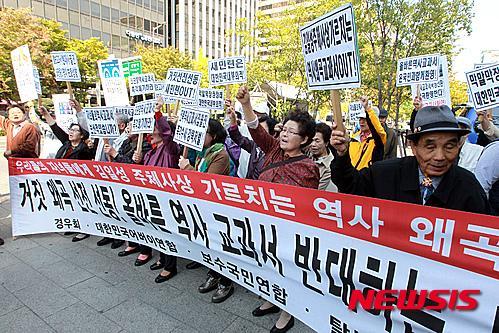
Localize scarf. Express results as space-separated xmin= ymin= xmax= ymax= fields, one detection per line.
xmin=195 ymin=143 xmax=225 ymax=173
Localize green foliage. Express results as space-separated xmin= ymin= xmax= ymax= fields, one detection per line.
xmin=449 ymin=78 xmax=469 ymax=106
xmin=134 ymin=45 xmax=192 ymax=80
xmin=192 ymin=49 xmax=210 ymax=88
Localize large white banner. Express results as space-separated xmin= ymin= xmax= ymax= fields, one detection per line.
xmin=9 ymin=159 xmax=499 ymax=333
xmin=98 ymin=59 xmax=130 ymax=107
xmin=52 ymin=94 xmax=77 ymax=134
xmin=83 ymin=107 xmax=120 ymax=138
xmin=411 ymin=56 xmax=451 ymax=107
xmin=11 ymin=45 xmax=38 ymax=102
xmin=300 ymin=3 xmax=361 ymax=90
xmin=466 ymin=63 xmax=499 ymax=111
xmin=397 ymin=54 xmax=440 ymax=87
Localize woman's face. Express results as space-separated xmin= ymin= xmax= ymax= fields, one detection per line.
xmin=279 ymin=120 xmax=307 ymax=153
xmin=150 ymin=126 xmax=162 ymax=145
xmin=68 ymin=125 xmax=83 ymax=142
xmin=203 ymin=131 xmax=214 ymax=148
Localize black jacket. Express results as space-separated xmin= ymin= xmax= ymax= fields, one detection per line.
xmin=114 ymin=137 xmax=152 ymax=164
xmin=51 ymin=123 xmax=95 ymax=160
xmin=331 ymin=155 xmax=491 ymax=215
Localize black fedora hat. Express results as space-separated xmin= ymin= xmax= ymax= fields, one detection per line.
xmin=407 ymin=105 xmax=470 ymax=140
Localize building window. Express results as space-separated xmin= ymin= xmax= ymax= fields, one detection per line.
xmin=144 ymin=0 xmax=151 ymax=8
xmin=91 ymin=1 xmax=100 ymax=17
xmin=144 ymin=19 xmax=151 ymax=32
xmin=56 ymin=0 xmax=67 ymax=8
xmin=81 ymin=27 xmax=91 ymax=39
xmin=68 ymin=1 xmax=78 ymax=11
xmin=70 ymin=24 xmax=80 ymax=39
xmin=111 ymin=8 xmax=120 ymax=22
xmin=158 ymin=1 xmax=164 ymax=13
xmin=80 ymin=0 xmax=90 ymax=15
xmin=112 ymin=34 xmax=121 ymax=48
xmin=102 ymin=6 xmax=110 ymax=21
xmin=92 ymin=29 xmax=101 ymax=38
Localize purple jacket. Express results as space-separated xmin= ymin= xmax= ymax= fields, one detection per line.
xmin=143 ymin=116 xmax=181 ymax=168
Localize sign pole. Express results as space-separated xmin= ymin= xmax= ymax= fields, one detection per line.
xmin=66 ymin=81 xmax=74 ymax=100
xmin=167 ymin=104 xmax=171 ymax=118
xmin=330 ymin=90 xmax=345 ymax=133
xmin=416 ymin=84 xmax=421 ymax=99
xmin=136 ymin=134 xmax=144 ymax=156
xmin=225 ymin=84 xmax=231 ymax=100
xmin=173 ymin=100 xmax=180 ymax=116
xmin=182 ymin=146 xmax=188 ymax=158
xmin=37 ymin=94 xmax=42 ymax=109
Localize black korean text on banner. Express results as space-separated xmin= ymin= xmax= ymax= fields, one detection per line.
xmin=131 ymin=99 xmax=156 ymax=134
xmin=348 ymin=102 xmax=364 ymax=123
xmin=185 ymin=88 xmax=225 ymax=111
xmin=83 ymin=107 xmax=120 ymax=138
xmin=154 ymin=81 xmax=175 ymax=104
xmin=114 ymin=106 xmax=135 ymax=119
xmin=173 ymin=105 xmax=210 ymax=151
xmin=9 ymin=158 xmax=499 ymax=333
xmin=163 ymin=68 xmax=202 ymax=104
xmin=129 ymin=73 xmax=156 ymax=97
xmin=208 ymin=56 xmax=247 ymax=86
xmin=466 ymin=63 xmax=499 ymax=111
xmin=300 ymin=3 xmax=361 ymax=90
xmin=11 ymin=45 xmax=38 ymax=102
xmin=396 ymin=54 xmax=440 ymax=87
xmin=411 ymin=56 xmax=451 ymax=107
xmin=50 ymin=51 xmax=82 ymax=82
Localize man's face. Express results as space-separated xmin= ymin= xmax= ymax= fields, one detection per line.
xmin=118 ymin=121 xmax=127 ymax=133
xmin=310 ymin=132 xmax=327 ymax=157
xmin=8 ymin=107 xmax=25 ymax=124
xmin=410 ymin=132 xmax=462 ymax=177
xmin=379 ymin=116 xmax=387 ymax=126
xmin=359 ymin=117 xmax=369 ymax=132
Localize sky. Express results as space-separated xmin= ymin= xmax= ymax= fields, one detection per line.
xmin=453 ymin=0 xmax=499 ymax=81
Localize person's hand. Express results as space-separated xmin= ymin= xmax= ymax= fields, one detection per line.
xmin=236 ymin=86 xmax=251 ymax=106
xmin=226 ymin=99 xmax=237 ymax=126
xmin=3 ymin=150 xmax=12 ymax=159
xmin=274 ymin=122 xmax=283 ymax=134
xmin=69 ymin=99 xmax=83 ymax=113
xmin=85 ymin=139 xmax=94 ymax=149
xmin=178 ymin=155 xmax=191 ymax=170
xmin=39 ymin=106 xmax=49 ymax=118
xmin=360 ymin=96 xmax=370 ymax=111
xmin=104 ymin=144 xmax=117 ymax=158
xmin=132 ymin=150 xmax=142 ymax=164
xmin=167 ymin=115 xmax=178 ymax=124
xmin=477 ymin=110 xmax=491 ymax=131
xmin=413 ymin=96 xmax=423 ymax=111
xmin=330 ymin=123 xmax=350 ymax=157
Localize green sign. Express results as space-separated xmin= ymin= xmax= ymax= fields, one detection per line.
xmin=122 ymin=56 xmax=142 ymax=78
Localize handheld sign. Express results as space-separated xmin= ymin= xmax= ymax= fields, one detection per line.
xmin=396 ymin=54 xmax=440 ymax=87
xmin=465 ymin=63 xmax=499 ymax=111
xmin=208 ymin=56 xmax=247 ymax=86
xmin=185 ymin=88 xmax=225 ymax=111
xmin=173 ymin=105 xmax=210 ymax=151
xmin=163 ymin=68 xmax=202 ymax=104
xmin=411 ymin=56 xmax=451 ymax=107
xmin=33 ymin=66 xmax=42 ymax=95
xmin=129 ymin=73 xmax=155 ymax=96
xmin=154 ymin=81 xmax=175 ymax=104
xmin=83 ymin=107 xmax=120 ymax=138
xmin=348 ymin=102 xmax=364 ymax=124
xmin=114 ymin=106 xmax=135 ymax=119
xmin=50 ymin=51 xmax=81 ymax=82
xmin=300 ymin=3 xmax=361 ymax=90
xmin=131 ymin=99 xmax=156 ymax=134
xmin=98 ymin=58 xmax=129 ymax=107
xmin=11 ymin=45 xmax=38 ymax=103
xmin=52 ymin=94 xmax=77 ymax=133
xmin=122 ymin=56 xmax=143 ymax=78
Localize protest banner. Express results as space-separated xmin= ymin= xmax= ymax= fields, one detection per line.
xmin=122 ymin=56 xmax=143 ymax=78
xmin=348 ymin=102 xmax=364 ymax=124
xmin=153 ymin=81 xmax=175 ymax=104
xmin=98 ymin=58 xmax=129 ymax=107
xmin=300 ymin=3 xmax=360 ymax=133
xmin=173 ymin=105 xmax=210 ymax=151
xmin=474 ymin=63 xmax=497 ymax=70
xmin=83 ymin=107 xmax=120 ymax=138
xmin=208 ymin=56 xmax=247 ymax=86
xmin=9 ymin=158 xmax=499 ymax=333
xmin=52 ymin=94 xmax=77 ymax=133
xmin=465 ymin=63 xmax=499 ymax=111
xmin=396 ymin=54 xmax=440 ymax=87
xmin=33 ymin=66 xmax=42 ymax=95
xmin=114 ymin=106 xmax=135 ymax=119
xmin=411 ymin=56 xmax=451 ymax=107
xmin=129 ymin=73 xmax=156 ymax=97
xmin=131 ymin=99 xmax=156 ymax=135
xmin=185 ymin=88 xmax=225 ymax=111
xmin=11 ymin=45 xmax=38 ymax=103
xmin=163 ymin=68 xmax=202 ymax=104
xmin=50 ymin=51 xmax=81 ymax=82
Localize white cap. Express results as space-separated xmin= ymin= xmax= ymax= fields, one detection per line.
xmin=359 ymin=106 xmax=379 ymax=119
xmin=235 ymin=100 xmax=270 ymax=115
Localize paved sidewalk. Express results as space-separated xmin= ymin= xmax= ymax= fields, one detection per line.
xmin=0 ymin=137 xmax=315 ymax=333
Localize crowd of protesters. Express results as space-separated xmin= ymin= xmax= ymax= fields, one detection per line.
xmin=0 ymin=85 xmax=497 ymax=332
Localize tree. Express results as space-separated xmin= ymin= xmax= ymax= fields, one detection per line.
xmin=449 ymin=77 xmax=469 ymax=106
xmin=192 ymin=49 xmax=210 ymax=88
xmin=134 ymin=45 xmax=192 ymax=80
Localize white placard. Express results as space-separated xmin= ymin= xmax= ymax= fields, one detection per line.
xmin=396 ymin=54 xmax=440 ymax=87
xmin=300 ymin=3 xmax=361 ymax=90
xmin=465 ymin=63 xmax=499 ymax=111
xmin=11 ymin=45 xmax=38 ymax=102
xmin=131 ymin=100 xmax=156 ymax=134
xmin=348 ymin=102 xmax=364 ymax=123
xmin=83 ymin=107 xmax=120 ymax=138
xmin=33 ymin=66 xmax=42 ymax=95
xmin=163 ymin=68 xmax=202 ymax=104
xmin=208 ymin=56 xmax=247 ymax=86
xmin=186 ymin=88 xmax=225 ymax=110
xmin=114 ymin=106 xmax=135 ymax=119
xmin=173 ymin=105 xmax=210 ymax=151
xmin=52 ymin=94 xmax=77 ymax=134
xmin=50 ymin=51 xmax=81 ymax=82
xmin=98 ymin=58 xmax=130 ymax=107
xmin=129 ymin=73 xmax=156 ymax=96
xmin=411 ymin=56 xmax=451 ymax=107
xmin=154 ymin=81 xmax=175 ymax=104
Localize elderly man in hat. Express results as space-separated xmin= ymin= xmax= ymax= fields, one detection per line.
xmin=330 ymin=105 xmax=490 ymax=215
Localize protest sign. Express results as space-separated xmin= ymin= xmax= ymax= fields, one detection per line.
xmin=131 ymin=99 xmax=156 ymax=134
xmin=11 ymin=45 xmax=38 ymax=103
xmin=52 ymin=94 xmax=77 ymax=133
xmin=98 ymin=58 xmax=129 ymax=106
xmin=33 ymin=66 xmax=42 ymax=95
xmin=185 ymin=88 xmax=225 ymax=110
xmin=411 ymin=56 xmax=451 ymax=107
xmin=9 ymin=158 xmax=499 ymax=333
xmin=300 ymin=3 xmax=361 ymax=90
xmin=348 ymin=102 xmax=364 ymax=123
xmin=208 ymin=56 xmax=247 ymax=86
xmin=466 ymin=63 xmax=499 ymax=111
xmin=83 ymin=107 xmax=120 ymax=138
xmin=50 ymin=51 xmax=81 ymax=82
xmin=114 ymin=106 xmax=135 ymax=119
xmin=122 ymin=56 xmax=143 ymax=78
xmin=163 ymin=68 xmax=202 ymax=104
xmin=153 ymin=81 xmax=174 ymax=104
xmin=396 ymin=54 xmax=440 ymax=87
xmin=474 ymin=63 xmax=496 ymax=70
xmin=129 ymin=73 xmax=156 ymax=96
xmin=174 ymin=105 xmax=210 ymax=151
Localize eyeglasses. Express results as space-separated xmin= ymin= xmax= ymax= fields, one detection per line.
xmin=68 ymin=128 xmax=81 ymax=133
xmin=281 ymin=127 xmax=301 ymax=136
